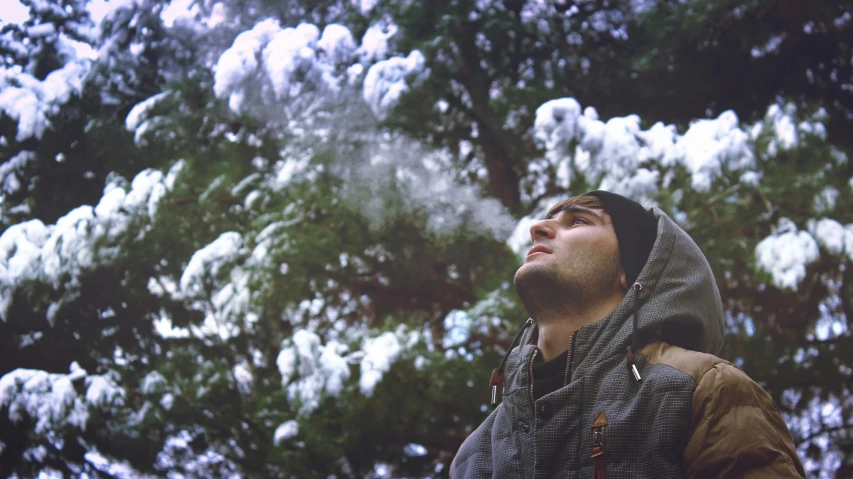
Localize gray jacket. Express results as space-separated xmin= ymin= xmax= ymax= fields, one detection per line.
xmin=451 ymin=208 xmax=804 ymax=478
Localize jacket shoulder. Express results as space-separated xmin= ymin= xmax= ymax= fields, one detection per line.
xmin=641 ymin=342 xmax=805 ymax=477
xmin=687 ymin=362 xmax=806 ymax=477
xmin=639 ymin=340 xmax=728 ymax=386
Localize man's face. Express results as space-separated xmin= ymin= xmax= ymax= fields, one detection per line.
xmin=513 ymin=205 xmax=626 ymax=315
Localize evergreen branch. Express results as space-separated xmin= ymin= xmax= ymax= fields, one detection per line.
xmin=796 ymin=424 xmax=853 ymax=446
xmin=83 ymin=457 xmax=120 ymax=479
xmin=705 ymin=184 xmax=741 ymax=206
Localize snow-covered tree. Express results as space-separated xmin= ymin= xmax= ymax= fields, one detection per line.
xmin=1 ymin=0 xmax=851 ymax=477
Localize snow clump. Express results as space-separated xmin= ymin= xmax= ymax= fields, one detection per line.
xmin=275 ymin=327 xmax=419 ymax=409
xmin=276 ymin=330 xmax=351 ymax=415
xmin=274 ymin=420 xmax=299 ymax=444
xmin=0 ymin=151 xmax=34 ymax=197
xmin=212 ymin=18 xmax=282 ymax=113
xmin=807 ymin=219 xmax=847 ymax=255
xmin=662 ymin=111 xmax=753 ymax=192
xmin=177 ymin=231 xmax=254 ymax=341
xmin=179 ymin=232 xmax=246 ymax=298
xmin=813 ymin=186 xmax=839 ymax=214
xmin=757 ymin=215 xmax=853 ymax=291
xmin=213 ymin=18 xmax=424 ymax=122
xmin=125 ymin=90 xmax=173 ymax=146
xmin=362 ymin=50 xmax=426 ymax=119
xmin=0 ymin=362 xmax=124 ymax=436
xmin=214 ymin=21 xmax=360 ymax=116
xmin=533 ymin=98 xmax=752 ymax=199
xmin=360 ymin=331 xmax=406 ymax=397
xmin=532 ymin=98 xmax=665 ymax=200
xmin=0 ymin=31 xmax=91 ymax=141
xmin=358 ymin=22 xmax=397 ymax=64
xmin=762 ymin=103 xmax=827 ymax=157
xmin=140 ymin=371 xmax=167 ymax=395
xmin=755 ymin=218 xmax=820 ymax=290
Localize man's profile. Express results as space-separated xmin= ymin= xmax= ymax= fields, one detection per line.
xmin=451 ymin=191 xmax=805 ymax=478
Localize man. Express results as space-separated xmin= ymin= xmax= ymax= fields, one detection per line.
xmin=451 ymin=191 xmax=805 ymax=478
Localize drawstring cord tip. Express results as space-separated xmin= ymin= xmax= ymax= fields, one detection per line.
xmin=489 ymin=318 xmax=532 ymax=407
xmin=627 ymin=345 xmax=642 ymax=382
xmin=627 ymin=283 xmax=644 ymax=383
xmin=489 ymin=368 xmax=505 ymax=407
xmin=631 ymin=363 xmax=642 ymax=382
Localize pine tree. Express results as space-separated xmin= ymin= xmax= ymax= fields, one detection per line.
xmin=0 ymin=0 xmax=851 ymax=477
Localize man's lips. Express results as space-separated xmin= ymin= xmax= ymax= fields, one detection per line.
xmin=526 ymin=245 xmax=553 ymax=257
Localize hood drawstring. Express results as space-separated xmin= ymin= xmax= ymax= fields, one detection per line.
xmin=490 ymin=318 xmax=533 ymax=407
xmin=627 ymin=282 xmax=643 ymax=382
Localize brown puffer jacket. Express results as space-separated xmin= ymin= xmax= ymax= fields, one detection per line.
xmin=451 ymin=207 xmax=805 ymax=478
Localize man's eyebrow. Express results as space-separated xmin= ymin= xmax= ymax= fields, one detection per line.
xmin=544 ymin=205 xmax=604 ymax=221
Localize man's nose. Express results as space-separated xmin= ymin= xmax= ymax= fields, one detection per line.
xmin=529 ymin=219 xmax=556 ymax=241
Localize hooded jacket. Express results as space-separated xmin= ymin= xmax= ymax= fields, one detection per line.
xmin=451 ymin=207 xmax=805 ymax=478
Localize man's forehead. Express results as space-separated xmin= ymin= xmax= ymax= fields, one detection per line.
xmin=545 ymin=205 xmax=610 ymax=222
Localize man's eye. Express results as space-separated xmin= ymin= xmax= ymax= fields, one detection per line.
xmin=572 ymin=218 xmax=589 ymax=226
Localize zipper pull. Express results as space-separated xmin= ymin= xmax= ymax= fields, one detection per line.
xmin=591 ymin=411 xmax=608 ymax=479
xmin=592 ymin=427 xmax=604 ymax=448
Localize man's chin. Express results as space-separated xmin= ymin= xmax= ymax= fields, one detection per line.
xmin=514 ymin=262 xmax=555 ymax=292
xmin=514 ymin=264 xmax=563 ymax=316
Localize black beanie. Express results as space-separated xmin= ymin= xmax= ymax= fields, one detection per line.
xmin=582 ymin=190 xmax=658 ymax=285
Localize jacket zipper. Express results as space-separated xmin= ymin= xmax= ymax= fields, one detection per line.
xmin=564 ymin=331 xmax=578 ymax=386
xmin=592 ymin=426 xmax=607 ymax=479
xmin=529 ymin=330 xmax=579 ymax=406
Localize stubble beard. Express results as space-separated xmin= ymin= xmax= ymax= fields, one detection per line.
xmin=513 ymin=252 xmax=621 ymax=325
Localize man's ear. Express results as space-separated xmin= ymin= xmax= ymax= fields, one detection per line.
xmin=618 ymin=270 xmax=628 ymax=291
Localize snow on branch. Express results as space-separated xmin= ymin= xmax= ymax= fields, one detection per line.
xmin=359 ymin=331 xmax=404 ymax=396
xmin=755 ymin=218 xmax=820 ymax=291
xmin=755 ymin=216 xmax=853 ymax=291
xmin=0 ymin=150 xmax=34 ymax=198
xmin=125 ymin=90 xmax=174 ymax=146
xmin=363 ymin=50 xmax=426 ymax=119
xmin=0 ymin=161 xmax=184 ymax=323
xmin=275 ymin=326 xmax=419 ymax=415
xmin=0 ymin=61 xmax=89 ymax=141
xmin=171 ymin=231 xmax=254 ymax=341
xmin=273 ymin=420 xmax=299 ymax=444
xmin=0 ymin=362 xmax=124 ymax=436
xmin=531 ymin=97 xmax=755 ymax=200
xmin=0 ymin=29 xmax=93 ymax=142
xmin=530 ymin=98 xmax=828 ymax=204
xmin=277 ymin=329 xmax=351 ymax=415
xmin=212 ymin=18 xmax=425 ymax=123
xmin=213 ymin=20 xmax=354 ymax=116
xmin=179 ymin=232 xmax=246 ymax=298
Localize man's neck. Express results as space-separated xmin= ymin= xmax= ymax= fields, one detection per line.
xmin=534 ymin=294 xmax=625 ymax=362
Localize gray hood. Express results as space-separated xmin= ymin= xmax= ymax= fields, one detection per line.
xmin=636 ymin=207 xmax=725 ymax=355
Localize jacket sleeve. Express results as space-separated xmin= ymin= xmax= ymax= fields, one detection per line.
xmin=449 ymin=433 xmax=473 ymax=479
xmin=684 ymin=362 xmax=806 ymax=478
xmin=450 ymin=403 xmax=502 ymax=479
